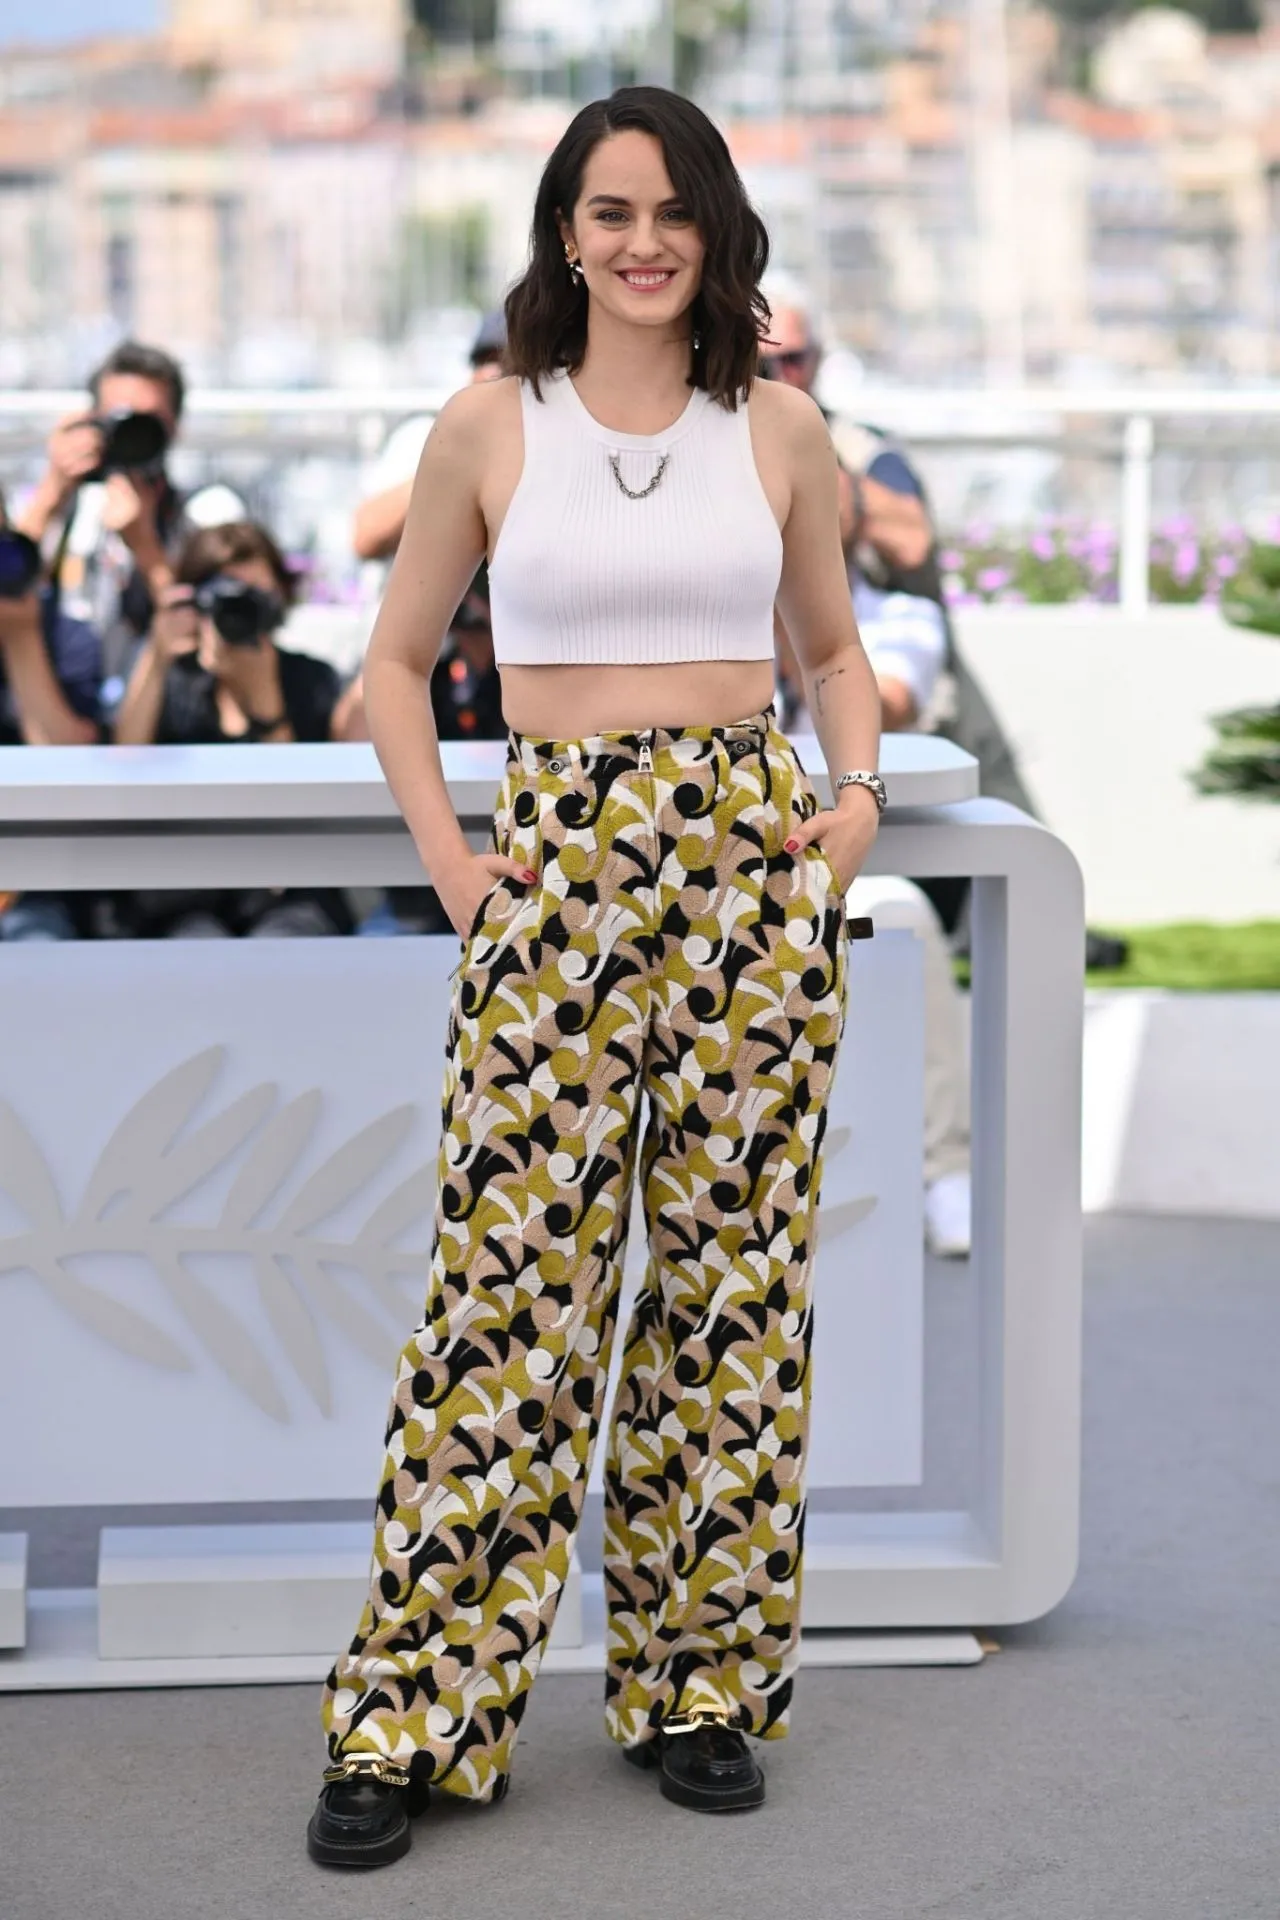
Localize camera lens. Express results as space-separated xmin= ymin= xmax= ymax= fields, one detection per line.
xmin=194 ymin=576 xmax=283 ymax=646
xmin=97 ymin=409 xmax=170 ymax=476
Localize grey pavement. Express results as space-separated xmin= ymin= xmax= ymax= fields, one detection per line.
xmin=2 ymin=1213 xmax=1277 ymax=1920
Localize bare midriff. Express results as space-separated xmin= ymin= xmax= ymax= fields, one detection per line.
xmin=497 ymin=660 xmax=778 ymax=739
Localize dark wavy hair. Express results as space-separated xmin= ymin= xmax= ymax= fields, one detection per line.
xmin=505 ymin=88 xmax=770 ymax=410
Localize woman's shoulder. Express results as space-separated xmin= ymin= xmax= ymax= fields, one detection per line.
xmin=419 ymin=376 xmax=523 ymax=477
xmin=436 ymin=374 xmax=523 ymax=434
xmin=745 ymin=378 xmax=833 ymax=490
xmin=747 ymin=375 xmax=829 ymax=445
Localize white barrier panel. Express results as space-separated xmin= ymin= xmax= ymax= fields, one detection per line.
xmin=0 ymin=738 xmax=1085 ymax=1664
xmin=0 ymin=933 xmax=923 ymax=1508
xmin=96 ymin=1523 xmax=584 ymax=1661
xmin=0 ymin=1535 xmax=26 ymax=1648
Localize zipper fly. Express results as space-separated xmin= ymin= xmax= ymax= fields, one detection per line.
xmin=637 ymin=729 xmax=655 ymax=774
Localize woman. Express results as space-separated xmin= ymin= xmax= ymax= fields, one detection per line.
xmin=309 ymin=86 xmax=883 ymax=1868
xmin=111 ymin=519 xmax=362 ymax=937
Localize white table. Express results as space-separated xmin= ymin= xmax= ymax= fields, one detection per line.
xmin=0 ymin=732 xmax=1083 ymax=1685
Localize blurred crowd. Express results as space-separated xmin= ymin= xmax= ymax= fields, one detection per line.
xmin=0 ymin=299 xmax=1037 ymax=1256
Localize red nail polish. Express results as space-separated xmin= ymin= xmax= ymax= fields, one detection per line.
xmin=522 ymin=869 xmax=537 ymax=883
xmin=784 ymin=838 xmax=799 ymax=854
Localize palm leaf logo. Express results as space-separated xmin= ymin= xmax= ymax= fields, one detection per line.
xmin=0 ymin=1048 xmax=434 ymax=1424
xmin=0 ymin=1055 xmax=873 ymax=1423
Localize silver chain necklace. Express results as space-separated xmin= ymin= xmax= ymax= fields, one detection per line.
xmin=608 ymin=451 xmax=669 ymax=501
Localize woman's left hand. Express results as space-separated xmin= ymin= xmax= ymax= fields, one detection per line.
xmin=785 ymin=787 xmax=881 ymax=894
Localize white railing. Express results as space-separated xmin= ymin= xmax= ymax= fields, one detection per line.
xmin=828 ymin=388 xmax=1280 ymax=618
xmin=5 ymin=384 xmax=1280 ymax=615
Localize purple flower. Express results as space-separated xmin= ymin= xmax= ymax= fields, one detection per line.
xmin=1172 ymin=539 xmax=1199 ymax=583
xmin=940 ymin=549 xmax=962 ymax=572
xmin=1215 ymin=554 xmax=1239 ymax=578
xmin=1030 ymin=533 xmax=1055 ymax=561
xmin=976 ymin=566 xmax=1012 ymax=593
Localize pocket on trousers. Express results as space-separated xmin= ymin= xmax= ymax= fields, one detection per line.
xmin=464 ymin=878 xmax=507 ymax=946
xmin=450 ymin=878 xmax=520 ymax=984
xmin=808 ymin=839 xmax=846 ymax=905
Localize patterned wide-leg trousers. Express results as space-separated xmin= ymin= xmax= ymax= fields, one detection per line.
xmin=322 ymin=706 xmax=849 ymax=1801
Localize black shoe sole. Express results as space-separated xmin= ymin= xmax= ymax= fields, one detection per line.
xmin=658 ymin=1771 xmax=766 ymax=1812
xmin=305 ymin=1813 xmax=412 ymax=1869
xmin=622 ymin=1739 xmax=765 ymax=1812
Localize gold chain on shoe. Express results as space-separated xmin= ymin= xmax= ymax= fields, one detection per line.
xmin=661 ymin=1706 xmax=737 ymax=1736
xmin=322 ymin=1754 xmax=412 ymax=1790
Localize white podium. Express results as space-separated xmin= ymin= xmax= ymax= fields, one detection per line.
xmin=0 ymin=733 xmax=1082 ymax=1686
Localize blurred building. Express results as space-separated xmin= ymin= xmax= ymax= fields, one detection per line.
xmin=2 ymin=1 xmax=1280 ymax=387
xmin=168 ymin=0 xmax=407 ymax=90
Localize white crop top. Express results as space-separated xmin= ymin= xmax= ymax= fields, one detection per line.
xmin=488 ymin=369 xmax=783 ymax=665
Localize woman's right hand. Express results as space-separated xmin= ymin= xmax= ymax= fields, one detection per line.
xmin=440 ymin=851 xmax=538 ymax=941
xmin=150 ymin=584 xmax=199 ymax=665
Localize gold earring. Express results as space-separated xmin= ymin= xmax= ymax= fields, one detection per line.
xmin=565 ymin=248 xmax=584 ymax=284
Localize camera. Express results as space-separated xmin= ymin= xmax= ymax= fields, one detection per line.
xmin=84 ymin=408 xmax=171 ymax=481
xmin=0 ymin=529 xmax=42 ymax=600
xmin=193 ymin=575 xmax=284 ymax=648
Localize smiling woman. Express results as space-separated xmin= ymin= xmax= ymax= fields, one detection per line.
xmin=505 ymin=89 xmax=770 ymax=407
xmin=308 ymin=83 xmax=884 ymax=1871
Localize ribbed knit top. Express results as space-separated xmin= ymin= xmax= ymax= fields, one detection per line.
xmin=488 ymin=369 xmax=783 ymax=665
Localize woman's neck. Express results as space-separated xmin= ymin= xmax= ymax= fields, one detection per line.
xmin=572 ymin=307 xmax=694 ymax=435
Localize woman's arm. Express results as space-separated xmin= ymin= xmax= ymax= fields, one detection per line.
xmin=857 ymin=474 xmax=933 ymax=571
xmin=113 ymin=586 xmax=197 ymax=744
xmin=330 ymin=672 xmax=368 ymax=741
xmin=771 ymin=387 xmax=883 ymax=888
xmin=352 ymin=481 xmax=414 ymax=562
xmin=0 ymin=597 xmax=97 ymax=746
xmin=113 ymin=643 xmax=171 ymax=746
xmin=361 ymin=383 xmax=531 ymax=934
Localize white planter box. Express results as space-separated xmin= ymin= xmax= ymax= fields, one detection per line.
xmin=954 ymin=606 xmax=1280 ymax=928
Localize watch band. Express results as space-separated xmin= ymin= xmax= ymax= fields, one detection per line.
xmin=835 ymin=769 xmax=888 ymax=813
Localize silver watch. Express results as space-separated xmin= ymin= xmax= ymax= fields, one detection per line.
xmin=835 ymin=769 xmax=888 ymax=813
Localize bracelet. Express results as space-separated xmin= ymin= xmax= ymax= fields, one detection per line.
xmin=835 ymin=769 xmax=887 ymax=813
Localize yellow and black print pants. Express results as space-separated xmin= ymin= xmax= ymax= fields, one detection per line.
xmin=323 ymin=706 xmax=849 ymax=1801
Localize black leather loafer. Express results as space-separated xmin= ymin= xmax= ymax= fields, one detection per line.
xmin=306 ymin=1756 xmax=429 ymax=1868
xmin=624 ymin=1711 xmax=766 ymax=1812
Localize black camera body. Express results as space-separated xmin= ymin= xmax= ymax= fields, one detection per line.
xmin=193 ymin=575 xmax=284 ymax=648
xmin=0 ymin=528 xmax=43 ymax=600
xmin=85 ymin=408 xmax=171 ymax=482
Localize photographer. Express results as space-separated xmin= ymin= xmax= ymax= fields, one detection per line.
xmin=108 ymin=519 xmax=362 ymax=938
xmin=0 ymin=490 xmax=102 ymax=940
xmin=353 ymin=310 xmax=508 ymax=570
xmin=16 ymin=340 xmax=242 ymax=703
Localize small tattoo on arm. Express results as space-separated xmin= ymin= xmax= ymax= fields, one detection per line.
xmin=814 ymin=664 xmax=848 ymax=717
